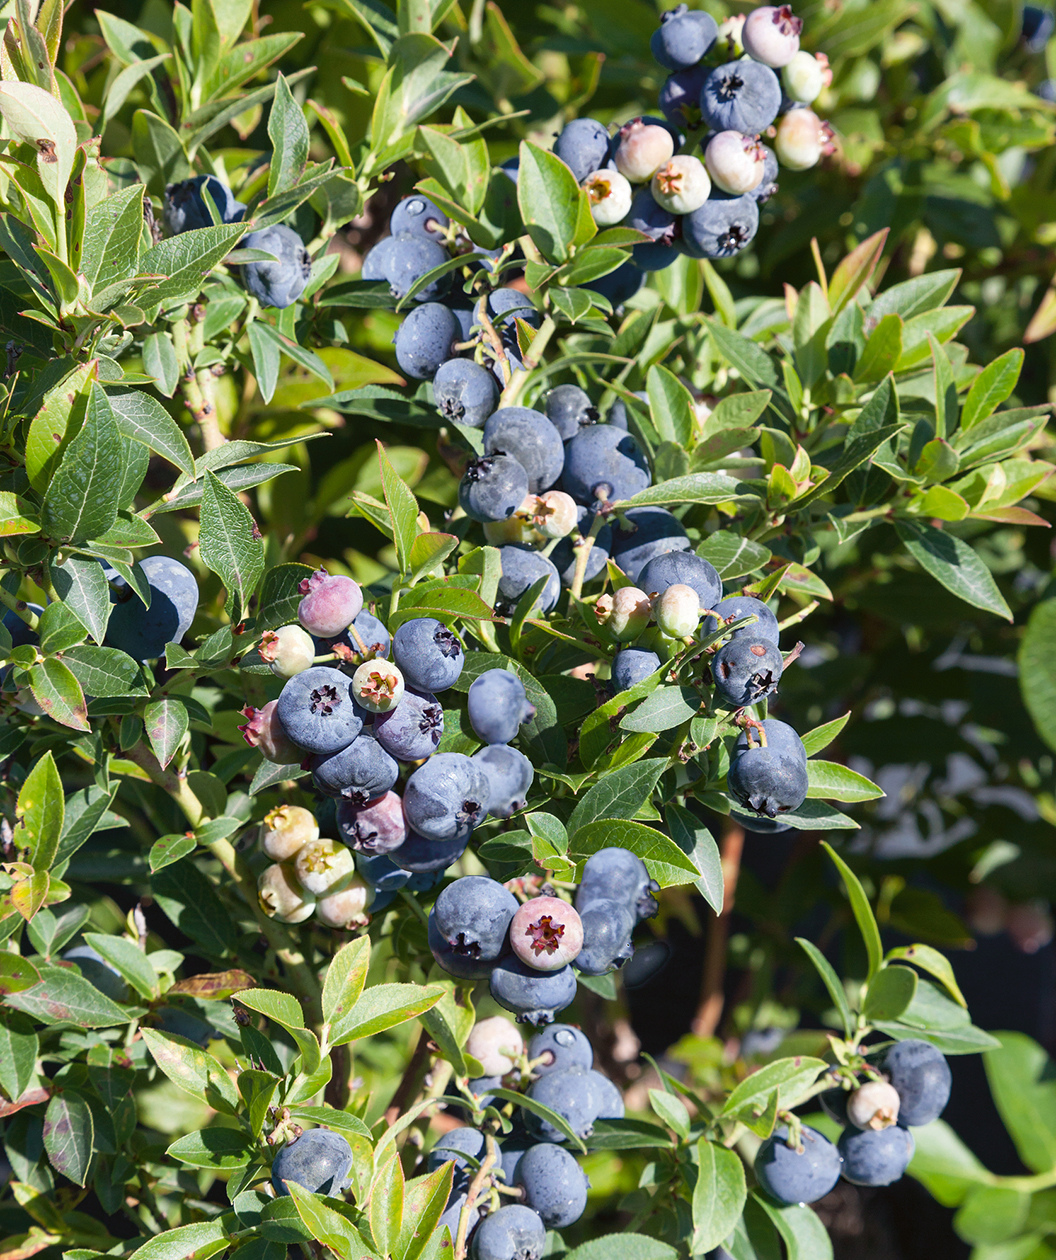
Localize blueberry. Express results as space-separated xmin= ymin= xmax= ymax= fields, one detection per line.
xmin=727 ymin=740 xmax=807 ymax=819
xmin=498 ymin=1130 xmax=533 ymax=1184
xmin=460 ymin=454 xmax=531 ymax=523
xmin=562 ymin=424 xmax=651 ymax=506
xmin=655 ymin=582 xmax=701 ymax=638
xmin=742 ymin=5 xmax=803 ymax=68
xmin=468 ymin=668 xmax=535 ymax=744
xmin=881 ymin=1039 xmax=952 ymax=1126
xmin=528 ymin=1024 xmax=594 ymax=1074
xmin=316 ymin=874 xmax=374 ymax=929
xmin=703 ymin=595 xmax=780 ymax=645
xmin=62 ymin=945 xmax=128 ymax=1002
xmin=472 ymin=744 xmax=534 ymax=818
xmin=550 ymin=507 xmax=613 ymax=587
xmin=470 ymin=1204 xmax=546 ymax=1260
xmin=438 ymin=1190 xmax=472 ymax=1242
xmin=611 ymin=648 xmax=662 ymax=693
xmin=271 ymin=1129 xmax=353 ymax=1197
xmin=389 ymin=194 xmax=449 ymax=242
xmin=375 ymin=689 xmax=444 ymax=761
xmin=483 ymin=407 xmax=564 ymax=496
xmin=429 ymin=913 xmax=498 ymax=979
xmin=651 ymin=4 xmax=719 ymax=69
xmin=611 ymin=506 xmax=691 ymax=582
xmin=394 ymin=303 xmax=460 ymax=379
xmin=819 ymin=1087 xmax=850 ymax=1126
xmin=390 ymin=830 xmax=467 ymax=873
xmin=658 ymin=65 xmax=710 ymax=129
xmin=846 ymin=1079 xmax=901 ymax=1130
xmin=276 ymin=666 xmax=366 ymax=756
xmin=298 ymin=569 xmax=364 ymax=639
xmin=391 ymin=619 xmax=464 ymax=696
xmin=575 ymin=898 xmax=636 ymax=975
xmin=552 ymin=118 xmax=611 ymax=182
xmin=362 ymin=237 xmax=396 ymax=281
xmin=516 ymin=1143 xmax=588 ymax=1228
xmin=468 ymin=1016 xmax=525 ymax=1076
xmin=583 ymin=169 xmax=634 ymax=226
xmin=636 ymin=550 xmax=722 ymax=608
xmin=240 ymin=225 xmax=311 ymax=309
xmin=351 ymin=659 xmax=405 ymax=713
xmin=260 ymin=805 xmax=318 ymax=862
xmin=490 ymin=956 xmax=578 ymax=1025
xmin=104 ymin=555 xmax=198 ymax=662
xmin=652 ymin=153 xmax=712 ymax=214
xmin=487 ymin=287 xmax=542 ymax=330
xmin=495 ymin=547 xmax=561 ymax=617
xmin=382 ymin=232 xmax=450 ymax=302
xmin=774 ymin=108 xmax=826 ymax=171
xmin=681 ymin=191 xmax=759 ymax=259
xmin=163 ymin=175 xmax=245 ymax=233
xmin=434 ymin=875 xmax=519 ymax=962
xmin=337 ymin=790 xmax=407 ymax=855
xmin=427 ymin=1126 xmax=487 ymax=1175
xmin=349 ymin=609 xmax=391 ymax=659
xmin=783 ymin=49 xmax=826 ymax=104
xmin=733 ymin=718 xmax=805 ymax=765
xmin=700 ymin=59 xmax=782 ymax=134
xmin=434 ymin=358 xmax=499 ymax=428
xmin=261 ymin=624 xmax=316 ymax=678
xmin=403 ymin=752 xmax=490 ymax=842
xmin=356 ymin=850 xmax=441 ymax=903
xmin=258 ymin=862 xmax=316 ymax=923
xmin=294 ymin=836 xmax=355 ymax=896
xmin=752 ymin=145 xmax=780 ymax=204
xmin=584 ymin=261 xmax=645 ymax=308
xmin=545 ymin=384 xmax=598 ymax=440
xmin=705 ymin=130 xmax=767 ymax=196
xmin=239 ymin=700 xmax=304 ymax=764
xmin=627 ymin=188 xmax=679 ymax=243
xmin=755 ymin=1123 xmax=842 ymax=1205
xmin=711 ymin=636 xmax=784 ymax=708
xmin=524 ymin=1066 xmax=597 ymax=1140
xmin=511 ymin=896 xmax=584 ymax=971
xmin=632 ymin=241 xmax=681 ymax=271
xmin=311 ymin=733 xmax=399 ymax=803
xmin=1024 ymin=3 xmax=1056 ymax=48
xmin=613 ymin=118 xmax=676 ymax=183
xmin=838 ymin=1124 xmax=914 ymax=1187
xmin=728 ymin=805 xmax=792 ymax=835
xmin=575 ymin=847 xmax=659 ymax=923
xmin=586 ymin=1069 xmax=625 ymax=1120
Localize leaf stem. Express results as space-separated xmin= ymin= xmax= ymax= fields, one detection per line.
xmin=570 ymin=511 xmax=610 ymax=602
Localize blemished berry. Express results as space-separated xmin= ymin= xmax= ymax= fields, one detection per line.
xmin=516 ymin=1143 xmax=589 ymax=1229
xmin=528 ymin=1024 xmax=594 ymax=1074
xmin=550 ymin=508 xmax=613 ymax=587
xmin=316 ymin=873 xmax=374 ymax=928
xmin=583 ymin=170 xmax=634 ymax=227
xmin=742 ymin=4 xmax=802 ymax=67
xmin=611 ymin=648 xmax=662 ymax=693
xmin=545 ymin=384 xmax=598 ymax=440
xmin=495 ymin=547 xmax=561 ymax=617
xmin=587 ymin=1069 xmax=625 ymax=1120
xmin=473 ymin=744 xmax=534 ymax=819
xmin=704 ymin=595 xmax=780 ymax=644
xmin=258 ymin=862 xmax=316 ymax=924
xmin=701 ymin=59 xmax=782 ymax=134
xmin=511 ymin=896 xmax=584 ymax=972
xmin=584 ymin=260 xmax=646 ymax=308
xmin=468 ymin=1016 xmax=525 ymax=1077
xmin=575 ymin=847 xmax=660 ymax=922
xmin=563 ymin=423 xmax=651 ymax=506
xmin=394 ymin=302 xmax=460 ymax=379
xmin=404 ymin=752 xmax=490 ymax=842
xmin=755 ymin=1124 xmax=842 ymax=1205
xmin=753 ymin=144 xmax=780 ymax=203
xmin=605 ymin=586 xmax=653 ymax=643
xmin=847 ymin=1080 xmax=901 ymax=1130
xmin=260 ymin=623 xmax=316 ymax=679
xmin=681 ymin=190 xmax=760 ymax=258
xmin=553 ymin=117 xmax=612 ymax=182
xmin=783 ymin=49 xmax=825 ymax=103
xmin=718 ymin=12 xmax=746 ymax=55
xmin=260 ymin=804 xmax=319 ymax=862
xmin=470 ymin=1205 xmax=546 ymax=1260
xmin=240 ymin=225 xmax=311 ymax=309
xmin=524 ymin=1066 xmax=598 ymax=1140
xmin=727 ymin=740 xmax=808 ymax=818
xmin=433 ymin=358 xmax=499 ymax=428
xmin=468 ymin=669 xmax=535 ymax=744
xmin=637 ymin=550 xmax=722 ymax=609
xmin=490 ymin=955 xmax=578 ymax=1025
xmin=774 ymin=108 xmax=825 ymax=170
xmin=575 ymin=898 xmax=636 ymax=975
xmin=612 ymin=506 xmax=691 ymax=582
xmin=298 ymin=569 xmax=364 ymax=639
xmin=651 ymin=4 xmax=719 ymax=70
xmin=390 ymin=194 xmax=449 ymax=242
xmin=63 ymin=945 xmax=127 ymax=1002
xmin=392 ymin=617 xmax=464 ymax=693
xmin=390 ymin=830 xmax=468 ymax=873
xmin=705 ymin=131 xmax=767 ymax=195
xmin=375 ymin=688 xmax=444 ymax=761
xmin=383 ymin=232 xmax=450 ymax=302
xmin=659 ymin=65 xmax=709 ymax=129
xmin=734 ymin=718 xmax=806 ymax=766
xmin=434 ymin=875 xmax=519 ymax=961
xmin=652 ymin=154 xmax=712 ymax=214
xmin=483 ymin=407 xmax=565 ymax=496
xmin=293 ymin=836 xmax=356 ymax=897
xmin=311 ymin=733 xmax=400 ymax=804
xmin=104 ymin=555 xmax=198 ymax=662
xmin=460 ymin=454 xmax=531 ymax=524
xmin=428 ymin=1126 xmax=487 ymax=1176
xmin=163 ymin=175 xmax=245 ymax=234
xmin=239 ymin=700 xmax=303 ymax=765
xmin=712 ymin=636 xmax=783 ymax=708
xmin=881 ymin=1039 xmax=952 ymax=1126
xmin=337 ymin=790 xmax=407 ymax=855
xmin=276 ymin=668 xmax=366 ymax=756
xmin=654 ymin=582 xmax=701 ymax=639
xmin=838 ymin=1124 xmax=914 ymax=1187
xmin=271 ymin=1129 xmax=353 ymax=1197
xmin=613 ymin=118 xmax=675 ymax=183
xmin=349 ymin=609 xmax=391 ymax=659
xmin=351 ymin=659 xmax=405 ymax=713
xmin=627 ymin=188 xmax=679 ymax=243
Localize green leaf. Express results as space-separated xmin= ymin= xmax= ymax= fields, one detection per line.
xmin=854 ymin=313 xmax=903 ymax=382
xmin=517 ymin=138 xmax=594 ymax=264
xmin=144 ymin=698 xmax=189 ymax=770
xmin=285 ymin=1179 xmax=374 ymax=1258
xmin=139 ymin=223 xmax=245 ymax=310
xmin=152 ymin=860 xmax=239 ymax=955
xmin=140 ymin=1027 xmax=240 ymax=1114
xmin=868 ymin=268 xmax=961 ymax=321
xmin=884 ymin=943 xmax=966 ymax=1007
xmin=108 ymin=387 xmax=195 ymax=475
xmin=199 ymin=470 xmax=265 ymax=624
xmin=704 ymin=317 xmax=787 ymax=417
xmin=821 ymin=842 xmax=883 ymax=981
xmin=488 ymin=1086 xmax=586 ymax=1152
xmin=621 ymin=472 xmax=751 ymax=509
xmin=63 ymin=645 xmax=146 ymax=699
xmin=83 ymin=932 xmax=158 ymax=1000
xmin=752 ymin=1193 xmax=833 ymax=1260
xmin=862 ymin=964 xmax=918 ymax=1020
xmin=167 ymin=1128 xmax=257 ymax=1169
xmin=149 ymin=833 xmax=196 ymax=873
xmin=796 ymin=937 xmax=854 ymax=1037
xmin=27 ymin=658 xmax=89 ymax=731
xmin=377 ymin=441 xmax=420 ymax=576
xmin=127 ymin=1220 xmax=233 ymax=1260
xmin=0 ymin=491 xmax=40 ymax=538
xmin=142 ymin=331 xmax=180 ymax=397
xmin=564 ymin=1237 xmax=677 ymax=1260
xmin=665 ymin=802 xmax=723 ymax=911
xmin=321 ymin=937 xmax=370 ymax=1029
xmin=697 ymin=532 xmax=770 ymax=580
xmin=396 ymin=1163 xmax=456 ymax=1260
xmin=328 ymin=982 xmax=444 ymax=1047
xmin=799 ymin=712 xmax=850 ymax=757
xmin=41 ymin=383 xmax=124 ymax=545
xmin=48 ymin=555 xmax=111 ymax=644
xmin=620 ymin=685 xmax=700 ymax=734
xmin=267 ymin=74 xmax=309 ymax=199
xmin=961 ymin=349 xmax=1024 ymax=432
xmin=805 ymin=760 xmax=883 ymax=802
xmin=691 ymin=1138 xmax=747 ymax=1254
xmin=569 ymin=819 xmax=699 ymax=889
xmin=1018 ymin=599 xmax=1056 ymax=752
xmin=646 ymin=364 xmax=694 ymax=448
xmin=0 ymin=1011 xmax=37 ymax=1102
xmin=790 ymin=423 xmax=905 ymax=509
xmin=43 ymin=1089 xmax=94 ymax=1187
xmin=894 ymin=519 xmax=1012 ymax=621
xmin=953 ymin=1184 xmax=1030 ymax=1247
xmin=16 ymin=751 xmax=64 ymax=873
xmin=722 ymin=1056 xmax=828 ymax=1120
xmin=567 ymin=759 xmax=667 ymax=833
xmin=5 ymin=963 xmax=128 ymax=1027
xmin=983 ymin=1032 xmax=1056 ymax=1174
xmin=233 ymin=987 xmax=305 ymax=1031
xmin=649 ymin=1088 xmax=690 ymax=1138
xmin=370 ymin=1148 xmax=404 ymax=1257
xmin=0 ymin=81 xmax=77 ymax=206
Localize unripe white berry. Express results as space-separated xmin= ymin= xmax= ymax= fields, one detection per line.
xmin=315 ymin=873 xmax=375 ymax=928
xmin=610 ymin=586 xmax=653 ymax=642
xmin=717 ymin=13 xmax=746 ymax=56
xmin=261 ymin=623 xmax=315 ymax=679
xmin=294 ymin=837 xmax=357 ymax=896
xmin=352 ymin=659 xmax=405 ymax=713
xmin=260 ymin=804 xmax=319 ymax=861
xmin=467 ymin=1015 xmax=525 ymax=1076
xmin=258 ymin=862 xmax=316 ymax=924
xmin=705 ymin=131 xmax=766 ymax=195
xmin=529 ymin=490 xmax=579 ymax=539
xmin=783 ymin=49 xmax=825 ymax=103
xmin=583 ymin=170 xmax=633 ymax=226
xmin=613 ymin=119 xmax=675 ymax=183
xmin=742 ymin=4 xmax=802 ymax=68
xmin=651 ymin=155 xmax=712 ymax=214
xmin=847 ymin=1080 xmax=901 ymax=1130
xmin=774 ymin=109 xmax=825 ymax=171
xmin=654 ymin=583 xmax=701 ymax=639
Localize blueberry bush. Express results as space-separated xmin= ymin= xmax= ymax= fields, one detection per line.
xmin=0 ymin=0 xmax=1055 ymax=1258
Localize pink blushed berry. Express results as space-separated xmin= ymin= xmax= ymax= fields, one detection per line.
xmin=315 ymin=873 xmax=374 ymax=928
xmin=239 ymin=701 xmax=303 ymax=764
xmin=510 ymin=895 xmax=584 ymax=971
xmin=742 ymin=4 xmax=802 ymax=68
xmin=613 ymin=119 xmax=675 ymax=183
xmin=297 ymin=568 xmax=364 ymax=638
xmin=467 ymin=1015 xmax=525 ymax=1076
xmin=609 ymin=586 xmax=653 ymax=643
xmin=705 ymin=131 xmax=767 ymax=195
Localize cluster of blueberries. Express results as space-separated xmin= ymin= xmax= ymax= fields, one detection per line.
xmin=428 ymin=853 xmax=660 ymax=1026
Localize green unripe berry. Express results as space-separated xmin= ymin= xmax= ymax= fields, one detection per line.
xmin=258 ymin=862 xmax=316 ymax=924
xmin=260 ymin=804 xmax=319 ymax=861
xmin=294 ymin=837 xmax=357 ymax=896
xmin=654 ymin=583 xmax=701 ymax=639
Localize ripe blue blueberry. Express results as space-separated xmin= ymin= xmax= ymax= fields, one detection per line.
xmin=575 ymin=847 xmax=660 ymax=923
xmin=587 ymin=1069 xmax=625 ymax=1121
xmin=658 ymin=65 xmax=709 ymax=129
xmin=575 ymin=898 xmax=636 ymax=975
xmin=271 ymin=1129 xmax=354 ymax=1197
xmin=433 ymin=358 xmax=499 ymax=428
xmin=704 ymin=595 xmax=780 ymax=645
xmin=163 ymin=175 xmax=245 ymax=234
xmin=611 ymin=506 xmax=691 ymax=582
xmin=490 ymin=955 xmax=577 ymax=1026
xmin=104 ymin=555 xmax=198 ymax=662
xmin=755 ymin=1124 xmax=842 ymax=1205
xmin=403 ymin=752 xmax=490 ymax=842
xmin=636 ymin=550 xmax=722 ymax=609
xmin=837 ymin=1125 xmax=914 ymax=1187
xmin=711 ymin=636 xmax=784 ymax=708
xmin=427 ymin=1126 xmax=487 ymax=1175
xmin=819 ymin=1087 xmax=850 ymax=1126
xmin=550 ymin=508 xmax=613 ymax=587
xmin=429 ymin=912 xmax=498 ymax=979
xmin=390 ymin=830 xmax=467 ymax=873
xmin=311 ymin=732 xmax=400 ymax=803
xmin=651 ymin=4 xmax=719 ymax=70
xmin=545 ymin=384 xmax=599 ymax=440
xmin=374 ymin=689 xmax=444 ymax=761
xmin=356 ymin=851 xmax=443 ymax=907
xmin=528 ymin=1024 xmax=594 ymax=1074
xmin=729 ymin=805 xmax=792 ymax=835
xmin=63 ymin=944 xmax=128 ymax=1002
xmin=881 ymin=1039 xmax=952 ymax=1126
xmin=472 ymin=744 xmax=534 ymax=818
xmin=487 ymin=287 xmax=542 ymax=330
xmin=524 ymin=1066 xmax=598 ymax=1140
xmin=437 ymin=1190 xmax=470 ymax=1242
xmin=611 ymin=648 xmax=662 ymax=693
xmin=700 ymin=60 xmax=782 ymax=134
xmin=495 ymin=546 xmax=561 ymax=617
xmin=362 ymin=237 xmax=396 ymax=281
xmin=562 ymin=424 xmax=651 ymax=506
xmin=470 ymin=1205 xmax=546 ymax=1260
xmin=633 ymin=242 xmax=682 ymax=270
xmin=681 ymin=191 xmax=760 ymax=259
xmin=240 ymin=225 xmax=311 ymax=309
xmin=733 ymin=718 xmax=805 ymax=765
xmin=498 ymin=1131 xmax=533 ymax=1184
xmin=389 ymin=194 xmax=449 ymax=242
xmin=384 ymin=232 xmax=450 ymax=302
xmin=752 ymin=145 xmax=780 ymax=203
xmin=627 ymin=188 xmax=679 ymax=243
xmin=468 ymin=668 xmax=535 ymax=744
xmin=584 ymin=260 xmax=645 ymax=308
xmin=337 ymin=790 xmax=407 ymax=855
xmin=483 ymin=407 xmax=564 ymax=496
xmin=516 ymin=1143 xmax=589 ymax=1228
xmin=1024 ymin=3 xmax=1056 ymax=48
xmin=276 ymin=666 xmax=366 ymax=756
xmin=392 ymin=617 xmax=464 ymax=692
xmin=434 ymin=875 xmax=519 ymax=962
xmin=393 ymin=302 xmax=459 ymax=379
xmin=460 ymin=454 xmax=531 ymax=523
xmin=727 ymin=740 xmax=808 ymax=819
xmin=349 ymin=609 xmax=391 ymax=659
xmin=553 ymin=117 xmax=611 ymax=182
